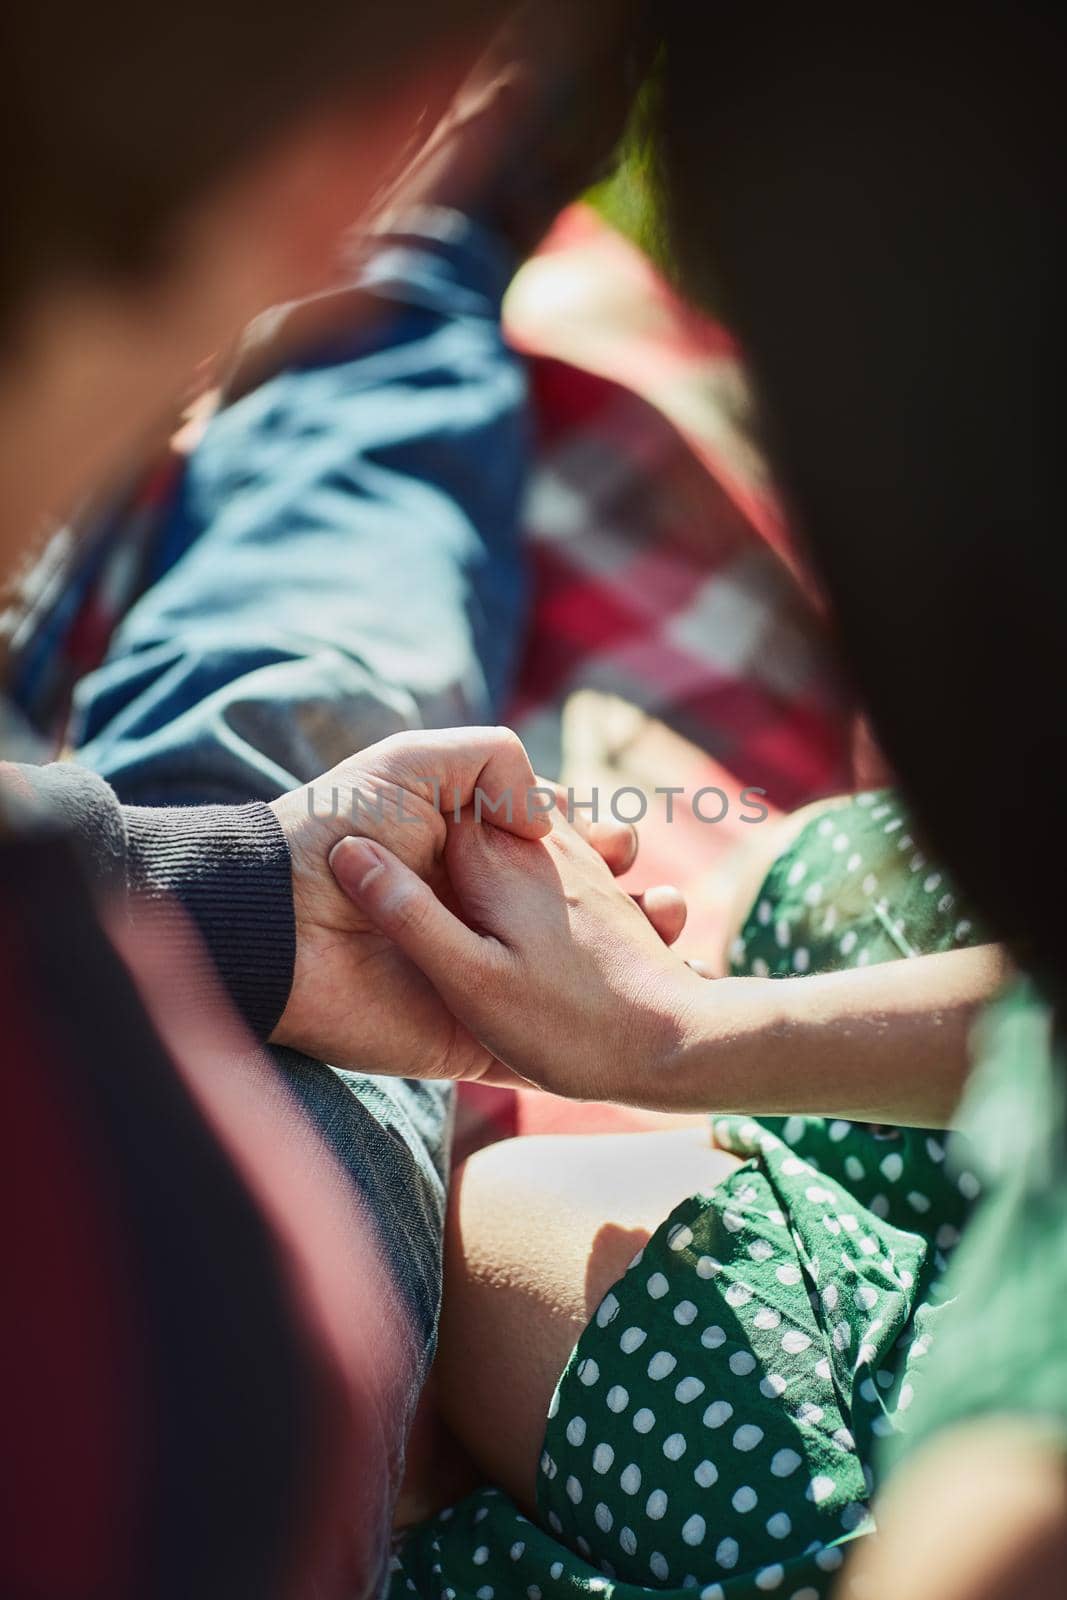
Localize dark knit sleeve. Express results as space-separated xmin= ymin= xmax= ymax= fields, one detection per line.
xmin=123 ymin=803 xmax=295 ymax=1039
xmin=1 ymin=762 xmax=295 ymax=1038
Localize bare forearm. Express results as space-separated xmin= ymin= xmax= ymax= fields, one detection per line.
xmin=660 ymin=944 xmax=1011 ymax=1126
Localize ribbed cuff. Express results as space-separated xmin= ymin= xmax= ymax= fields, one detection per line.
xmin=124 ymin=802 xmax=296 ymax=1040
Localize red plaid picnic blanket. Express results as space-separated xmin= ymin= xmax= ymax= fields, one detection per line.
xmin=504 ymin=206 xmax=850 ymax=810
xmin=509 ymin=356 xmax=848 ymax=809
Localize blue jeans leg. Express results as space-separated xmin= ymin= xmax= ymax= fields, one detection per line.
xmin=71 ymin=208 xmax=531 ymax=1488
xmin=74 ymin=206 xmax=530 ymax=804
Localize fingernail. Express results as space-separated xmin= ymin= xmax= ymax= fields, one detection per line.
xmin=330 ymin=836 xmax=385 ymax=895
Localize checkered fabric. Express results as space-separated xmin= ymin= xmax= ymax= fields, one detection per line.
xmin=510 ymin=355 xmax=848 ymax=810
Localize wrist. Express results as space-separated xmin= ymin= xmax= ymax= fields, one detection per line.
xmin=657 ymin=974 xmax=791 ymax=1115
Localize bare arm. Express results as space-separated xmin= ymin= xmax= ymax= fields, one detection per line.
xmin=668 ymin=943 xmax=1011 ymax=1127
xmin=331 ymin=804 xmax=1010 ymax=1126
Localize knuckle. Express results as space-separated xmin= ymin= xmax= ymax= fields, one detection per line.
xmin=386 ymin=884 xmax=429 ymax=939
xmin=373 ymin=730 xmax=407 ymax=761
xmin=490 ymin=724 xmax=524 ymax=758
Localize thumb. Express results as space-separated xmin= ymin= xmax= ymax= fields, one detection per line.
xmin=329 ymin=835 xmax=494 ymax=994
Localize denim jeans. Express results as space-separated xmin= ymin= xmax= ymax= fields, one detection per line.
xmin=71 ymin=209 xmax=530 ymax=1541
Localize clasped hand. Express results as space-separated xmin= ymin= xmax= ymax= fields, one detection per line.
xmin=269 ymin=727 xmax=704 ymax=1096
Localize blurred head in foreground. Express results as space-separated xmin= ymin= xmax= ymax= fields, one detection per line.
xmin=0 ymin=1 xmax=502 ymax=562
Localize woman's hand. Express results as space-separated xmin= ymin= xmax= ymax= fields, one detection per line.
xmin=270 ymin=726 xmax=687 ymax=1085
xmin=329 ymin=800 xmax=707 ymax=1102
xmin=328 ymin=761 xmax=1012 ymax=1121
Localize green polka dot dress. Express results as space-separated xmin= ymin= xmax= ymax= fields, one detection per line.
xmin=390 ymin=792 xmax=987 ymax=1600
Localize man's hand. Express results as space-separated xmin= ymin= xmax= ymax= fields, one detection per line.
xmin=269 ymin=727 xmax=686 ymax=1083
xmin=328 ymin=796 xmax=707 ymax=1101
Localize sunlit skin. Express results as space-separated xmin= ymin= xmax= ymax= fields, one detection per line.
xmin=269 ymin=733 xmax=689 ymax=1082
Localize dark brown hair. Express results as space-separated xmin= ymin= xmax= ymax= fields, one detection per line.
xmin=1 ymin=2 xmax=501 ymax=327
xmin=653 ymin=4 xmax=1065 ymax=994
